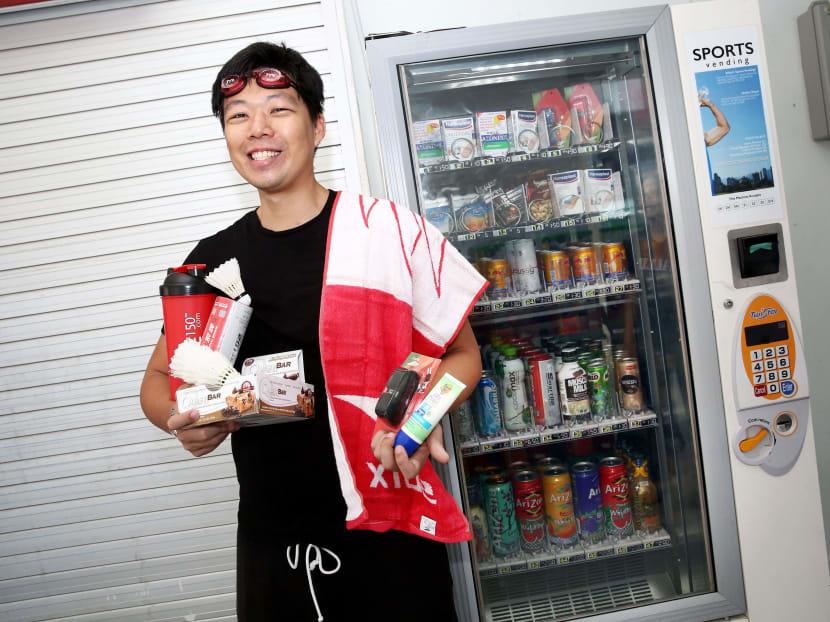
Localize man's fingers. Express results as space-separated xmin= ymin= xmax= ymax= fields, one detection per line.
xmin=395 ymin=443 xmax=430 ymax=481
xmin=376 ymin=432 xmax=398 ymax=472
xmin=167 ymin=410 xmax=199 ymax=434
xmin=426 ymin=423 xmax=449 ymax=464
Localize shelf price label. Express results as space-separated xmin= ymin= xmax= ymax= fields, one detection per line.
xmin=625 ymin=282 xmax=641 ymax=292
xmin=461 ymin=444 xmax=481 ymax=456
xmin=542 ymin=430 xmax=571 ymax=442
xmin=565 ymin=291 xmax=582 ymax=300
xmin=481 ymin=439 xmax=510 ymax=453
xmin=473 ymin=303 xmax=492 ymax=314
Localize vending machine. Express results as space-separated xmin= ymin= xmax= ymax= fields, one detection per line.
xmin=365 ymin=0 xmax=829 ymax=620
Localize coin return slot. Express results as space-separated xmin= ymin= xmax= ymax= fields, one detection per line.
xmin=775 ymin=412 xmax=795 ymax=435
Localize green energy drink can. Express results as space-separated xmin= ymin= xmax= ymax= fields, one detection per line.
xmin=484 ymin=475 xmax=520 ymax=556
xmin=587 ymin=357 xmax=610 ymax=420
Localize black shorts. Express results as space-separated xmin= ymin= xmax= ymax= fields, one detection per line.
xmin=236 ymin=525 xmax=459 ymax=622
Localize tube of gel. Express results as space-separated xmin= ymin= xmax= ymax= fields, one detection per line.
xmin=394 ymin=372 xmax=466 ymax=457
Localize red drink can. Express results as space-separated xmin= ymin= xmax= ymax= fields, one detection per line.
xmin=539 ymin=250 xmax=571 ymax=289
xmin=512 ymin=469 xmax=546 ymax=553
xmin=570 ymin=245 xmax=598 ymax=285
xmin=599 ymin=456 xmax=633 ymax=538
xmin=603 ymin=242 xmax=628 ymax=281
xmin=528 ymin=355 xmax=561 ymax=427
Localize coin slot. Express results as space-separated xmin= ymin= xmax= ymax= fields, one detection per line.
xmin=774 ymin=411 xmax=798 ymax=437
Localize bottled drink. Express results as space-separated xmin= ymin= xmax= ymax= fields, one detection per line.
xmin=498 ymin=348 xmax=531 ymax=432
xmin=630 ymin=456 xmax=661 ymax=533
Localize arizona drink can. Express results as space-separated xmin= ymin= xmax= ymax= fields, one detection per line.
xmin=484 ymin=475 xmax=520 ymax=557
xmin=476 ymin=371 xmax=503 ymax=437
xmin=571 ymin=461 xmax=605 ymax=544
xmin=599 ymin=456 xmax=633 ymax=538
xmin=512 ymin=469 xmax=546 ymax=553
xmin=542 ymin=466 xmax=578 ymax=547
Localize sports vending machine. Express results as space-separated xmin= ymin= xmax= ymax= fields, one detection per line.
xmin=365 ymin=1 xmax=829 ymax=620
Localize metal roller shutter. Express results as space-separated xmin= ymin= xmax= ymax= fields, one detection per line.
xmin=0 ymin=0 xmax=364 ymax=619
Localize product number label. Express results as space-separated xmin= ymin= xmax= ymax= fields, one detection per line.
xmin=525 ymin=224 xmax=544 ymax=232
xmin=601 ymin=424 xmax=613 ymax=434
xmin=584 ymin=289 xmax=597 ymax=298
xmin=499 ymin=566 xmax=512 ymax=575
xmin=492 ymin=302 xmax=505 ymax=311
xmin=562 ymin=218 xmax=576 ymax=227
xmin=627 ymin=543 xmax=645 ymax=553
xmin=492 ymin=229 xmax=508 ymax=237
xmin=461 ymin=444 xmax=481 ymax=456
xmin=614 ymin=285 xmax=626 ymax=293
xmin=555 ymin=293 xmax=566 ymax=302
xmin=482 ymin=440 xmax=510 ymax=453
xmin=542 ymin=430 xmax=571 ymax=442
xmin=479 ymin=567 xmax=498 ymax=578
xmin=616 ymin=545 xmax=629 ymax=554
xmin=456 ymin=233 xmax=477 ymax=242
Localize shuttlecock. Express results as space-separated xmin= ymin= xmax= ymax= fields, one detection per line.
xmin=205 ymin=258 xmax=251 ymax=305
xmin=170 ymin=339 xmax=241 ymax=387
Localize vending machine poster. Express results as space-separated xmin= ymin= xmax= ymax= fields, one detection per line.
xmin=685 ymin=26 xmax=782 ymax=227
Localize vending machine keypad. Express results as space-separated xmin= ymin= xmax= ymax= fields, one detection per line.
xmin=740 ymin=295 xmax=798 ymax=401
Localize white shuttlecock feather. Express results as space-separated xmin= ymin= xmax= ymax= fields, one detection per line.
xmin=205 ymin=258 xmax=251 ymax=305
xmin=170 ymin=339 xmax=241 ymax=387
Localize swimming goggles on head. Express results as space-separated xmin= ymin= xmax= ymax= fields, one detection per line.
xmin=220 ymin=68 xmax=294 ymax=97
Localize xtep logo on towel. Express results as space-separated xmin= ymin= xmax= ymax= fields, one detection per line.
xmin=366 ymin=462 xmax=437 ymax=505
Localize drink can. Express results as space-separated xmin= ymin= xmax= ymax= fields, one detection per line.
xmin=528 ymin=355 xmax=561 ymax=427
xmin=535 ymin=456 xmax=564 ymax=473
xmin=508 ymin=238 xmax=541 ymax=294
xmin=499 ymin=357 xmax=531 ymax=432
xmin=592 ymin=242 xmax=606 ymax=284
xmin=477 ymin=465 xmax=505 ymax=487
xmin=587 ymin=358 xmax=611 ymax=420
xmin=571 ymin=461 xmax=605 ymax=544
xmin=466 ymin=474 xmax=483 ymax=507
xmin=619 ymin=357 xmax=644 ymax=413
xmin=541 ymin=249 xmax=572 ymax=290
xmin=599 ymin=456 xmax=633 ymax=538
xmin=476 ymin=372 xmax=504 ymax=436
xmin=542 ymin=466 xmax=578 ymax=546
xmin=603 ymin=242 xmax=628 ymax=281
xmin=507 ymin=459 xmax=532 ymax=473
xmin=512 ymin=469 xmax=546 ymax=553
xmin=484 ymin=475 xmax=521 ymax=556
xmin=570 ymin=245 xmax=598 ymax=285
xmin=452 ymin=400 xmax=477 ymax=442
xmin=469 ymin=505 xmax=492 ymax=562
xmin=484 ymin=258 xmax=511 ymax=297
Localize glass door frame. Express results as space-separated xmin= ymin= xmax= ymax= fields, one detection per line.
xmin=366 ymin=5 xmax=745 ymax=621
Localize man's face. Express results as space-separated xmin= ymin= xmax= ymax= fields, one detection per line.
xmin=222 ymin=77 xmax=324 ymax=195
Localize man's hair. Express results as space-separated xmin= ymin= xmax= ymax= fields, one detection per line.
xmin=211 ymin=42 xmax=324 ymax=130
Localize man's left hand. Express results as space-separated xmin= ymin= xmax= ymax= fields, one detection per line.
xmin=371 ymin=423 xmax=450 ymax=481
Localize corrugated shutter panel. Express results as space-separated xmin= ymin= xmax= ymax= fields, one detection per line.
xmin=0 ymin=0 xmax=360 ymax=620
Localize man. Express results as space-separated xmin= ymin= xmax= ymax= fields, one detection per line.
xmin=139 ymin=42 xmax=485 ymax=621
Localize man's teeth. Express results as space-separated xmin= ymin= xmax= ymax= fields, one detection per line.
xmin=250 ymin=151 xmax=279 ymax=161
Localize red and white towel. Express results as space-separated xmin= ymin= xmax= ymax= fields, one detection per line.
xmin=320 ymin=191 xmax=487 ymax=543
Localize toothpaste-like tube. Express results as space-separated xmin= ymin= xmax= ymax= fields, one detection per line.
xmin=394 ymin=373 xmax=466 ymax=457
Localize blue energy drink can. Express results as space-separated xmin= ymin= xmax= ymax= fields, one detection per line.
xmin=476 ymin=371 xmax=503 ymax=437
xmin=484 ymin=474 xmax=520 ymax=557
xmin=572 ymin=461 xmax=605 ymax=544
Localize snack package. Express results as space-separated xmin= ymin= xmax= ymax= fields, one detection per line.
xmin=526 ymin=176 xmax=556 ymax=222
xmin=565 ymin=83 xmax=604 ymax=145
xmin=442 ymin=117 xmax=477 ymax=161
xmin=374 ymin=353 xmax=442 ymax=434
xmin=583 ymin=169 xmax=615 ymax=212
xmin=412 ymin=120 xmax=444 ymax=166
xmin=453 ymin=193 xmax=490 ymax=233
xmin=179 ymin=350 xmax=314 ymax=428
xmin=475 ymin=111 xmax=510 ymax=158
xmin=491 ymin=184 xmax=528 ymax=227
xmin=424 ymin=197 xmax=455 ymax=235
xmin=533 ymin=88 xmax=572 ymax=148
xmin=508 ymin=110 xmax=541 ymax=154
xmin=548 ymin=170 xmax=586 ymax=216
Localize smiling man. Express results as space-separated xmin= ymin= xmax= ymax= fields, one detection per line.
xmin=139 ymin=43 xmax=486 ymax=621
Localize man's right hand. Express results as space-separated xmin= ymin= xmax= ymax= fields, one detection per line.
xmin=168 ymin=409 xmax=240 ymax=457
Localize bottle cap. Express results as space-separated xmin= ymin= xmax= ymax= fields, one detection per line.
xmin=160 ymin=264 xmax=219 ymax=296
xmin=394 ymin=429 xmax=421 ymax=457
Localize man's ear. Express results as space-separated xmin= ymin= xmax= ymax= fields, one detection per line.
xmin=313 ymin=113 xmax=326 ymax=148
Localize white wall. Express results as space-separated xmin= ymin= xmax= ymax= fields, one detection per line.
xmin=346 ymin=0 xmax=830 ymax=561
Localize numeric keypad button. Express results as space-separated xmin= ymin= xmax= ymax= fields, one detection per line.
xmin=767 ymin=383 xmax=780 ymax=395
xmin=750 ymin=349 xmax=763 ymax=362
xmin=766 ymin=371 xmax=779 ymax=382
xmin=763 ymin=347 xmax=775 ymax=359
xmin=778 ymin=357 xmax=790 ymax=369
xmin=764 ymin=359 xmax=777 ymax=370
xmin=779 ymin=368 xmax=792 ymax=381
xmin=776 ymin=345 xmax=788 ymax=356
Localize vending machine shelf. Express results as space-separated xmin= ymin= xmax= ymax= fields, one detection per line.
xmin=450 ymin=210 xmax=628 ymax=245
xmin=458 ymin=410 xmax=658 ymax=456
xmin=418 ymin=140 xmax=621 ymax=176
xmin=471 ymin=279 xmax=641 ymax=317
xmin=477 ymin=529 xmax=672 ymax=578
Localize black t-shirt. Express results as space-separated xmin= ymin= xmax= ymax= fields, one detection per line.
xmin=182 ymin=189 xmax=346 ymax=534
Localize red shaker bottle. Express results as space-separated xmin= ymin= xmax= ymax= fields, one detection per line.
xmin=160 ymin=264 xmax=218 ymax=399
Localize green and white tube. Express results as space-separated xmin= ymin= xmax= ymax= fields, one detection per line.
xmin=395 ymin=373 xmax=466 ymax=457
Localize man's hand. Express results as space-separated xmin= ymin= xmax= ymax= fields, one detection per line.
xmin=168 ymin=409 xmax=240 ymax=457
xmin=371 ymin=423 xmax=450 ymax=481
